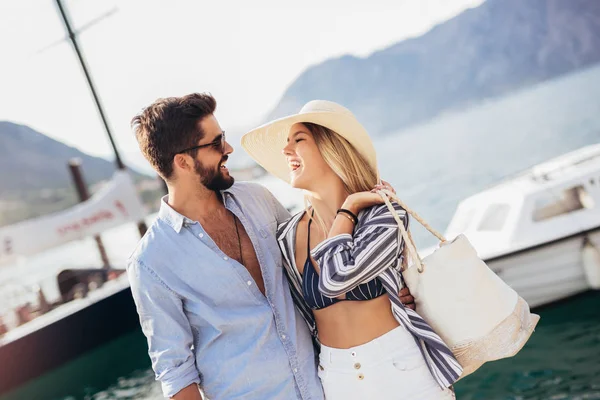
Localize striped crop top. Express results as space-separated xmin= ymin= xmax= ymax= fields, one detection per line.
xmin=303 ymin=213 xmax=386 ymax=310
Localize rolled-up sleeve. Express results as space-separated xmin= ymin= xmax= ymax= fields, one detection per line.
xmin=127 ymin=259 xmax=200 ymax=398
xmin=310 ymin=202 xmax=408 ymax=297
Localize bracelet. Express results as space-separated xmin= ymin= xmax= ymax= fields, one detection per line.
xmin=336 ymin=211 xmax=355 ymax=225
xmin=337 ymin=208 xmax=358 ymax=225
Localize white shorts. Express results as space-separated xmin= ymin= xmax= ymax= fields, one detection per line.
xmin=318 ymin=326 xmax=456 ymax=399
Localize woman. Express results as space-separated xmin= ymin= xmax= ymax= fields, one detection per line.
xmin=242 ymin=101 xmax=461 ymax=399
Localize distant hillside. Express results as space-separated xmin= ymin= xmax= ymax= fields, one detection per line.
xmin=0 ymin=121 xmax=136 ymax=193
xmin=267 ymin=0 xmax=600 ymax=135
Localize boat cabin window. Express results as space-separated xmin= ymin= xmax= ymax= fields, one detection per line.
xmin=532 ymin=185 xmax=594 ymax=222
xmin=477 ymin=204 xmax=510 ymax=231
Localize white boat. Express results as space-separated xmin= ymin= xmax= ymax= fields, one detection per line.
xmin=433 ymin=144 xmax=600 ymax=308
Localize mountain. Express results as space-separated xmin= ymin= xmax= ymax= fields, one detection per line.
xmin=0 ymin=121 xmax=144 ymax=193
xmin=267 ymin=0 xmax=600 ymax=135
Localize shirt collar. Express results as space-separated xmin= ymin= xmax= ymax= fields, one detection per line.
xmin=158 ymin=196 xmax=188 ymax=233
xmin=158 ymin=187 xmax=238 ymax=233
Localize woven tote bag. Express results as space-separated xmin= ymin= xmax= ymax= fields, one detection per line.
xmin=379 ymin=190 xmax=540 ymax=377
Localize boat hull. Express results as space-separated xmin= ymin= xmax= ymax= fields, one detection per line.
xmin=486 ymin=228 xmax=600 ymax=308
xmin=0 ymin=285 xmax=139 ymax=396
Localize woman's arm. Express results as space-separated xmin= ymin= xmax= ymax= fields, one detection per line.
xmin=311 ymin=196 xmax=408 ymax=297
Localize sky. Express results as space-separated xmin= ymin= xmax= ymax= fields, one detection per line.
xmin=0 ymin=0 xmax=483 ymax=167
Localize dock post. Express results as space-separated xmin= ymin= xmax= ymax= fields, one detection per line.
xmin=68 ymin=159 xmax=111 ymax=269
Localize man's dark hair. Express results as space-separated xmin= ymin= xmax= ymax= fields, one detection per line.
xmin=131 ymin=93 xmax=217 ymax=179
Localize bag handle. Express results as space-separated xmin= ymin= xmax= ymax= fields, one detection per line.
xmin=376 ymin=189 xmax=447 ymax=273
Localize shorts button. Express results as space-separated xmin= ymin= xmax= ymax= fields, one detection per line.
xmin=357 ymin=373 xmax=364 ymax=380
xmin=354 ymin=363 xmax=361 ymax=370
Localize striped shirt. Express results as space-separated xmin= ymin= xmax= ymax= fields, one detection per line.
xmin=276 ymin=202 xmax=463 ymax=389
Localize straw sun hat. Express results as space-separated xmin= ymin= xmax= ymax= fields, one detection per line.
xmin=241 ymin=100 xmax=379 ymax=183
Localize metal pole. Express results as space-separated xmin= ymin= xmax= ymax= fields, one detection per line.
xmin=55 ymin=0 xmax=125 ymax=170
xmin=55 ymin=0 xmax=148 ymax=236
xmin=68 ymin=159 xmax=111 ymax=269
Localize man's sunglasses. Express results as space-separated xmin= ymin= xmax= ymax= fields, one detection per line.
xmin=177 ymin=132 xmax=226 ymax=154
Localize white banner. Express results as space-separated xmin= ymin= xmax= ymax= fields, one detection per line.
xmin=0 ymin=171 xmax=146 ymax=265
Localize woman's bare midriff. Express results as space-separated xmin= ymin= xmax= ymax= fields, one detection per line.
xmin=314 ymin=294 xmax=400 ymax=349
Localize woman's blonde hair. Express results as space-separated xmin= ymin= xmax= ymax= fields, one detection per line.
xmin=302 ymin=122 xmax=378 ymax=233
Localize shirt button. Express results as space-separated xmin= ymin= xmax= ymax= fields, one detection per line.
xmin=247 ymin=281 xmax=252 ymax=286
xmin=198 ymin=233 xmax=204 ymax=238
xmin=293 ymin=368 xmax=298 ymax=373
xmin=281 ymin=334 xmax=286 ymax=340
xmin=223 ymin=256 xmax=228 ymax=260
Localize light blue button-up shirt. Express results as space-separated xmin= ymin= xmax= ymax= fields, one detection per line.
xmin=127 ymin=182 xmax=323 ymax=399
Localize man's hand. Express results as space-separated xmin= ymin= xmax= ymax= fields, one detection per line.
xmin=399 ymin=287 xmax=416 ymax=310
xmin=171 ymin=384 xmax=204 ymax=400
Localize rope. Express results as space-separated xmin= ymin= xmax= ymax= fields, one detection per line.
xmin=376 ymin=189 xmax=447 ymax=273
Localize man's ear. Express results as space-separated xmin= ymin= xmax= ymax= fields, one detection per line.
xmin=173 ymin=153 xmax=192 ymax=173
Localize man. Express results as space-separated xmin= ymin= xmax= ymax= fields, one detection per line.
xmin=128 ymin=93 xmax=414 ymax=399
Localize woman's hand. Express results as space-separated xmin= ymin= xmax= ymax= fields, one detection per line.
xmin=342 ymin=191 xmax=385 ymax=215
xmin=372 ymin=180 xmax=396 ymax=195
xmin=342 ymin=180 xmax=396 ymax=214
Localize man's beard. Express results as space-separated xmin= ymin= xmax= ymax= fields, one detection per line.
xmin=194 ymin=156 xmax=234 ymax=192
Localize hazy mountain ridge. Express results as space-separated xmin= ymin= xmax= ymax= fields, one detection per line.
xmin=267 ymin=0 xmax=600 ymax=135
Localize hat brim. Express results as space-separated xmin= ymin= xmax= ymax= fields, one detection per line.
xmin=241 ymin=111 xmax=378 ymax=183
